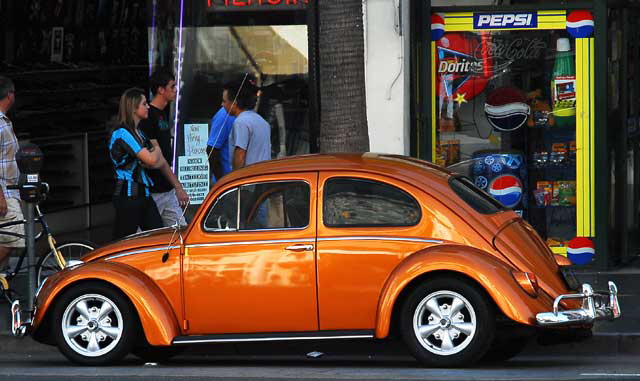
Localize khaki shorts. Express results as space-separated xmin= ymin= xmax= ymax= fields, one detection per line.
xmin=0 ymin=198 xmax=25 ymax=248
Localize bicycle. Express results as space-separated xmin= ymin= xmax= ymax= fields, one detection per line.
xmin=0 ymin=186 xmax=95 ymax=304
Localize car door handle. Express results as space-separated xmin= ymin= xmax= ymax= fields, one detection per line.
xmin=285 ymin=244 xmax=314 ymax=252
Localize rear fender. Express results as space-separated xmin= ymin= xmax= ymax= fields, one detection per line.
xmin=375 ymin=244 xmax=555 ymax=338
xmin=33 ymin=261 xmax=179 ymax=346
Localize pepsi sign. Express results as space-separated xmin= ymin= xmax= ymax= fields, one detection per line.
xmin=474 ymin=13 xmax=537 ymax=29
xmin=567 ymin=237 xmax=595 ymax=265
xmin=488 ymin=175 xmax=523 ymax=208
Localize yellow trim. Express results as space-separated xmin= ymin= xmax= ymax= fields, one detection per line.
xmin=576 ymin=39 xmax=584 ymax=235
xmin=576 ymin=38 xmax=595 ymax=237
xmin=551 ymin=247 xmax=568 ymax=256
xmin=589 ymin=40 xmax=595 ymax=229
xmin=441 ymin=10 xmax=566 ymax=32
xmin=0 ymin=275 xmax=8 ymax=292
xmin=431 ymin=42 xmax=437 ymax=163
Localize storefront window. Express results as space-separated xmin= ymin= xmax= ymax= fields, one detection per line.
xmin=171 ymin=24 xmax=310 ymax=159
xmin=149 ymin=1 xmax=310 ymax=190
xmin=434 ymin=24 xmax=582 ymax=252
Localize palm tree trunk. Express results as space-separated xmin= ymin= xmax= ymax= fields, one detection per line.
xmin=317 ymin=0 xmax=369 ymax=153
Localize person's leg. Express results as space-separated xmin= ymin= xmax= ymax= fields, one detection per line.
xmin=0 ymin=246 xmax=11 ymax=271
xmin=158 ymin=189 xmax=187 ymax=227
xmin=151 ymin=192 xmax=168 ymax=226
xmin=112 ymin=197 xmax=143 ymax=239
xmin=140 ymin=197 xmax=164 ymax=232
xmin=0 ymin=198 xmax=25 ymax=272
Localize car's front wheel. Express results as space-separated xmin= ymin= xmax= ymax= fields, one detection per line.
xmin=52 ymin=281 xmax=137 ymax=365
xmin=400 ymin=277 xmax=495 ymax=367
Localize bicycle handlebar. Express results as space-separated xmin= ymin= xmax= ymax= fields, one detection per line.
xmin=6 ymin=182 xmax=49 ymax=193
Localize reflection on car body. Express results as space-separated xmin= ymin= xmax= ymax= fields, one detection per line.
xmin=23 ymin=153 xmax=620 ymax=366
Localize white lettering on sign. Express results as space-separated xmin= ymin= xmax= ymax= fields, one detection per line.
xmin=178 ymin=155 xmax=209 ymax=205
xmin=438 ymin=60 xmax=483 ymax=74
xmin=474 ymin=13 xmax=536 ymax=29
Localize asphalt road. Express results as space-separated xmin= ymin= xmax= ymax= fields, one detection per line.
xmin=1 ymin=351 xmax=638 ymax=381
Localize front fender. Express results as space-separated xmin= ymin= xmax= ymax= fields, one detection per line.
xmin=375 ymin=244 xmax=555 ymax=338
xmin=33 ymin=261 xmax=179 ymax=346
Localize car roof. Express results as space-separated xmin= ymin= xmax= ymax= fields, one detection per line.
xmin=215 ymin=153 xmax=454 ymax=188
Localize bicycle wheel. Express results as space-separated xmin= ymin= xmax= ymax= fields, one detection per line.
xmin=36 ymin=240 xmax=96 ymax=286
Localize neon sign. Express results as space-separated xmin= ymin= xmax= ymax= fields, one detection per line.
xmin=207 ymin=0 xmax=309 ymax=11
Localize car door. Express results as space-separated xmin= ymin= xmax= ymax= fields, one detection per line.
xmin=183 ymin=172 xmax=318 ymax=335
xmin=317 ymin=172 xmax=437 ymax=330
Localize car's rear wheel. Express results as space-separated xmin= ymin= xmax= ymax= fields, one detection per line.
xmin=400 ymin=277 xmax=495 ymax=367
xmin=52 ymin=282 xmax=137 ymax=365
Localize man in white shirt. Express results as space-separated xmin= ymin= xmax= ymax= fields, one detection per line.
xmin=0 ymin=76 xmax=25 ymax=278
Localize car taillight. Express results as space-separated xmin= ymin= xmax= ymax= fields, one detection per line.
xmin=512 ymin=271 xmax=539 ymax=297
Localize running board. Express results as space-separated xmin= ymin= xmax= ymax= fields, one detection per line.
xmin=172 ymin=330 xmax=375 ymax=345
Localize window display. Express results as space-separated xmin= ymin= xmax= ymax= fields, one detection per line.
xmin=432 ymin=10 xmax=595 ymax=257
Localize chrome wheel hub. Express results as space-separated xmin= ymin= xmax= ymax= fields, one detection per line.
xmin=61 ymin=294 xmax=123 ymax=357
xmin=412 ymin=290 xmax=477 ymax=356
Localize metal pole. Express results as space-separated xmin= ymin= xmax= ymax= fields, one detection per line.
xmin=25 ymin=202 xmax=35 ymax=313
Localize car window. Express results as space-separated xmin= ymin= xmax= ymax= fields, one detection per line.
xmin=239 ymin=181 xmax=310 ymax=230
xmin=449 ymin=176 xmax=505 ymax=214
xmin=323 ymin=178 xmax=421 ymax=227
xmin=204 ymin=188 xmax=239 ymax=231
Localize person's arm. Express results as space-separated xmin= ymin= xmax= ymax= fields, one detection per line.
xmin=233 ymin=147 xmax=247 ymax=170
xmin=136 ymin=140 xmax=164 ymax=168
xmin=0 ymin=190 xmax=7 ymax=217
xmin=157 ymin=157 xmax=190 ymax=207
xmin=207 ymin=145 xmax=223 ymax=181
xmin=230 ymin=119 xmax=249 ymax=170
xmin=146 ymin=138 xmax=189 ymax=207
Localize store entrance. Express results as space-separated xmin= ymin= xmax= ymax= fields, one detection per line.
xmin=623 ymin=8 xmax=640 ymax=265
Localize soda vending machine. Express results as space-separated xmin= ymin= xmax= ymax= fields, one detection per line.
xmin=430 ymin=10 xmax=595 ymax=264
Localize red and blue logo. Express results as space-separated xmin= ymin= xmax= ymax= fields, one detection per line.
xmin=567 ymin=237 xmax=595 ymax=265
xmin=567 ymin=11 xmax=594 ymax=38
xmin=488 ymin=175 xmax=522 ymax=208
xmin=431 ymin=13 xmax=445 ymax=41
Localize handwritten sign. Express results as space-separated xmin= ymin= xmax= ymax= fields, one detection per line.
xmin=184 ymin=124 xmax=209 ymax=156
xmin=178 ymin=156 xmax=209 ymax=205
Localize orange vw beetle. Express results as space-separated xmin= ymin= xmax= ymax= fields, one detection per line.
xmin=18 ymin=154 xmax=620 ymax=366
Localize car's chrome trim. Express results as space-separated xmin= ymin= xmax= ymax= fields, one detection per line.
xmin=186 ymin=239 xmax=312 ymax=249
xmin=185 ymin=237 xmax=441 ymax=250
xmin=172 ymin=330 xmax=374 ymax=345
xmin=105 ymin=246 xmax=181 ymax=261
xmin=317 ymin=236 xmax=443 ymax=244
xmin=122 ymin=226 xmax=178 ymax=240
xmin=536 ymin=282 xmax=621 ymax=326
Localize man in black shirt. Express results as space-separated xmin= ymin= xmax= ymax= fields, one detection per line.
xmin=139 ymin=69 xmax=189 ymax=227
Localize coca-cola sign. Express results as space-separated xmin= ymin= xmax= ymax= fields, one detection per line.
xmin=207 ymin=0 xmax=308 ymax=12
xmin=473 ymin=37 xmax=547 ymax=73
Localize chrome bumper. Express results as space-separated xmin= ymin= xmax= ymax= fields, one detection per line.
xmin=536 ymin=282 xmax=621 ymax=326
xmin=11 ymin=300 xmax=30 ymax=337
